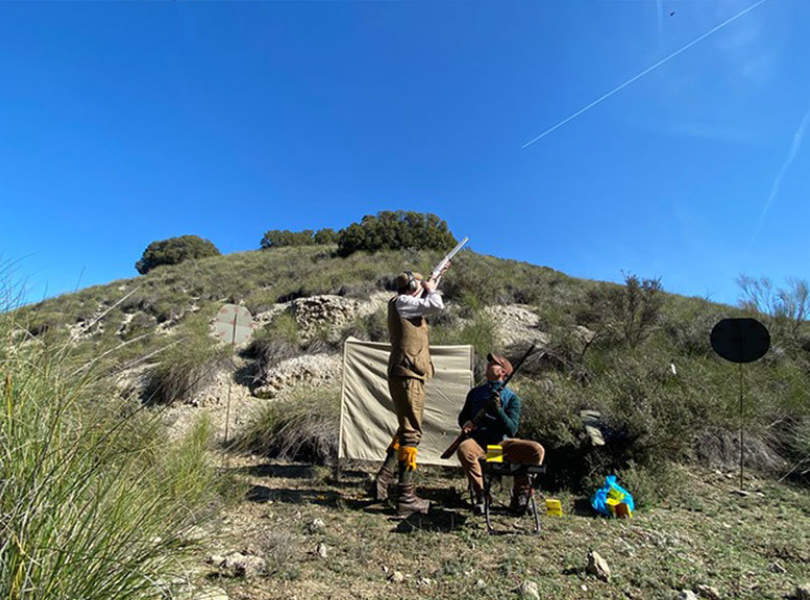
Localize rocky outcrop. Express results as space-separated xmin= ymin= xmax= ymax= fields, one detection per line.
xmin=290 ymin=295 xmax=362 ymax=340
xmin=252 ymin=291 xmax=390 ymax=342
xmin=206 ymin=552 xmax=266 ymax=578
xmin=252 ymin=354 xmax=342 ymax=399
xmin=483 ymin=304 xmax=549 ymax=348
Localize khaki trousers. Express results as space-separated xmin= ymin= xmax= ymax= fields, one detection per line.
xmin=457 ymin=438 xmax=545 ymax=493
xmin=388 ymin=376 xmax=425 ymax=448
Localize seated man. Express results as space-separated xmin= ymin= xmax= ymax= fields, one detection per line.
xmin=456 ymin=352 xmax=545 ymax=516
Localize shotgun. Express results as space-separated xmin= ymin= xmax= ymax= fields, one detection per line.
xmin=430 ymin=237 xmax=468 ymax=287
xmin=440 ymin=343 xmax=536 ymax=459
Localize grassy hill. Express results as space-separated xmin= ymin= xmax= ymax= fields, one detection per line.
xmin=3 ymin=244 xmax=810 ymax=599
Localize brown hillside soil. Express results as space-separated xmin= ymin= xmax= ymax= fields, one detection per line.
xmin=194 ymin=456 xmax=810 ymax=600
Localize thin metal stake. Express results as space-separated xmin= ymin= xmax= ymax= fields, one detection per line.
xmin=739 ymin=362 xmax=744 ymax=491
xmin=224 ymin=307 xmax=238 ymax=445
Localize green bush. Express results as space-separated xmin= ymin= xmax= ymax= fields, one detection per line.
xmin=135 ymin=235 xmax=220 ymax=275
xmin=338 ymin=307 xmax=389 ymax=344
xmin=260 ymin=228 xmax=337 ymax=249
xmin=141 ymin=314 xmax=229 ymax=405
xmin=458 ymin=312 xmax=497 ymax=375
xmin=336 ymin=211 xmax=457 ymax=257
xmin=583 ymin=273 xmax=664 ymax=349
xmin=243 ymin=320 xmax=300 ymax=386
xmin=233 ymin=385 xmax=340 ymax=464
xmin=312 ymin=228 xmax=338 ymax=245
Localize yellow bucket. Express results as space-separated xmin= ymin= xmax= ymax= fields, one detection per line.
xmin=485 ymin=444 xmax=503 ymax=463
xmin=545 ymin=498 xmax=563 ymax=516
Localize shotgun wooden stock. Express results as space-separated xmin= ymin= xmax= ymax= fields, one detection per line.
xmin=440 ymin=429 xmax=471 ymax=459
xmin=439 ymin=344 xmax=537 ymax=460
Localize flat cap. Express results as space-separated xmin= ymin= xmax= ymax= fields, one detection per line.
xmin=486 ymin=353 xmax=513 ymax=376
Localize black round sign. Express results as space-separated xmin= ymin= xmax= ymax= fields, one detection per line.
xmin=710 ymin=318 xmax=770 ymax=364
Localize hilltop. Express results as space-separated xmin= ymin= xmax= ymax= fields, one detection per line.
xmin=5 ymin=243 xmax=810 ymax=600
xmin=14 ymin=244 xmax=808 ymax=478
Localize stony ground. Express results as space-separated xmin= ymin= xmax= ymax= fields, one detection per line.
xmin=174 ymin=456 xmax=810 ymax=600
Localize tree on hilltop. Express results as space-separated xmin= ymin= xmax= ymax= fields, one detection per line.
xmin=336 ymin=211 xmax=457 ymax=257
xmin=260 ymin=228 xmax=338 ymax=249
xmin=135 ymin=235 xmax=220 ymax=275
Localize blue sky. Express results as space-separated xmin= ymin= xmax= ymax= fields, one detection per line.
xmin=2 ymin=1 xmax=807 ymax=307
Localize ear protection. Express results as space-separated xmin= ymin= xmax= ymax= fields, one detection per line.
xmin=404 ymin=270 xmax=419 ymax=292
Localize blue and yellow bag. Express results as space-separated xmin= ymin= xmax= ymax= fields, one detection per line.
xmin=591 ymin=475 xmax=635 ymax=518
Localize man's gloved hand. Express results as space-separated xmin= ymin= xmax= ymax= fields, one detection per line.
xmin=487 ymin=391 xmax=502 ymax=412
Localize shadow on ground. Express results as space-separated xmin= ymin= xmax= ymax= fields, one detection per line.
xmin=234 ymin=463 xmax=318 ymax=479
xmin=245 ymin=484 xmax=381 ymax=511
xmin=390 ymin=507 xmax=469 ymax=533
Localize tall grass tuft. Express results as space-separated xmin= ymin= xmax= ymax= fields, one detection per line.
xmin=141 ymin=312 xmax=229 ymax=405
xmin=234 ymin=385 xmax=340 ymax=464
xmin=1 ymin=288 xmax=220 ymax=599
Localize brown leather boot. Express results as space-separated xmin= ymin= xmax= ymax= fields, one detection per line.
xmin=372 ymin=464 xmax=395 ymax=501
xmin=510 ymin=480 xmax=532 ymax=516
xmin=397 ymin=483 xmax=430 ymax=516
xmin=369 ymin=443 xmax=399 ymax=501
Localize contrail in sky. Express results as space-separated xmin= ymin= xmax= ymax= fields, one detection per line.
xmin=521 ymin=0 xmax=769 ymax=149
xmin=750 ymin=104 xmax=810 ymax=246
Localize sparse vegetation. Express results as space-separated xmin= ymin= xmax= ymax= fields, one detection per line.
xmin=737 ymin=274 xmax=810 ymax=349
xmin=233 ymin=385 xmax=340 ymax=464
xmin=7 ymin=236 xmax=810 ymax=600
xmin=141 ymin=312 xmax=229 ymax=405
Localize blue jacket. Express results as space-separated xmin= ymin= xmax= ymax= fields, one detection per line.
xmin=457 ymin=381 xmax=522 ymax=448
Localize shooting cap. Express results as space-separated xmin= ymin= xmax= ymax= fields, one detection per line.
xmin=395 ymin=271 xmax=423 ymax=292
xmin=486 ymin=353 xmax=513 ymax=376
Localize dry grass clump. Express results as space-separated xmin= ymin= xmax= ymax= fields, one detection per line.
xmin=233 ymin=385 xmax=340 ymax=464
xmin=141 ymin=313 xmax=230 ymax=405
xmin=258 ymin=529 xmax=303 ymax=580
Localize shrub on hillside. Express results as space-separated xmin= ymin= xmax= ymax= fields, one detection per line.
xmin=260 ymin=228 xmax=337 ymax=249
xmin=141 ymin=314 xmax=229 ymax=404
xmin=519 ymin=350 xmax=712 ymax=497
xmin=737 ymin=275 xmax=809 ymax=351
xmin=313 ymin=227 xmax=338 ymax=245
xmin=340 ymin=308 xmax=388 ymax=343
xmin=244 ymin=324 xmax=300 ymax=386
xmin=336 ymin=211 xmax=457 ymax=257
xmin=234 ymin=385 xmax=339 ymax=464
xmin=583 ymin=273 xmax=664 ymax=349
xmin=135 ymin=235 xmax=220 ymax=275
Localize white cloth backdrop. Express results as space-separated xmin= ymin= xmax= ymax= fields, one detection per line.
xmin=338 ymin=337 xmax=474 ymax=467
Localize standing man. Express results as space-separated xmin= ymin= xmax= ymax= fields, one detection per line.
xmin=456 ymin=352 xmax=545 ymax=516
xmin=372 ymin=267 xmax=447 ymax=515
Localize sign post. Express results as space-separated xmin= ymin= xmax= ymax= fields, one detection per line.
xmin=214 ymin=303 xmax=253 ymax=444
xmin=710 ymin=317 xmax=770 ymax=491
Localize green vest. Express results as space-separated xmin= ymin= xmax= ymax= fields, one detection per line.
xmin=387 ymin=296 xmax=434 ymax=380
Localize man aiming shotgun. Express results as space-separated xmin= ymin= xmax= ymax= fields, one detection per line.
xmin=370 ymin=237 xmax=468 ymax=516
